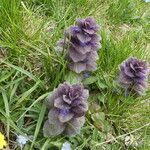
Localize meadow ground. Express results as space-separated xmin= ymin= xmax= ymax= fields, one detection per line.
xmin=0 ymin=0 xmax=150 ymax=149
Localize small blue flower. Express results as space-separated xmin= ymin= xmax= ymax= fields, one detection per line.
xmin=83 ymin=72 xmax=91 ymax=78
xmin=72 ymin=26 xmax=80 ymax=33
xmin=16 ymin=135 xmax=28 ymax=147
xmin=61 ymin=141 xmax=71 ymax=150
xmin=144 ymin=0 xmax=150 ymax=2
xmin=59 ymin=109 xmax=70 ymax=116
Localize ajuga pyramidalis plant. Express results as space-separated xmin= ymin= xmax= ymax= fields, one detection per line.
xmin=58 ymin=17 xmax=101 ymax=73
xmin=43 ymin=82 xmax=89 ymax=136
xmin=118 ymin=57 xmax=149 ymax=95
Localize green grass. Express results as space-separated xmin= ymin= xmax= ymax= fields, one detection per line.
xmin=0 ymin=0 xmax=150 ymax=149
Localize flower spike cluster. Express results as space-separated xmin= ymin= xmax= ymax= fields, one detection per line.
xmin=43 ymin=17 xmax=149 ymax=139
xmin=118 ymin=57 xmax=149 ymax=95
xmin=58 ymin=17 xmax=101 ymax=73
xmin=43 ymin=82 xmax=89 ymax=136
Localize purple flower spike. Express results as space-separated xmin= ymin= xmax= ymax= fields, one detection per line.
xmin=118 ymin=57 xmax=149 ymax=95
xmin=43 ymin=82 xmax=89 ymax=136
xmin=58 ymin=17 xmax=101 ymax=73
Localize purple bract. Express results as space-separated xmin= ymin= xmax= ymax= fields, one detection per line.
xmin=118 ymin=57 xmax=149 ymax=95
xmin=43 ymin=82 xmax=89 ymax=136
xmin=58 ymin=17 xmax=101 ymax=73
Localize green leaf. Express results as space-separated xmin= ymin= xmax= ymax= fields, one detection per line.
xmin=91 ymin=112 xmax=106 ymax=131
xmin=41 ymin=139 xmax=51 ymax=150
xmin=83 ymin=76 xmax=97 ymax=85
xmin=2 ymin=61 xmax=36 ymax=81
xmin=89 ymin=102 xmax=101 ymax=114
xmin=0 ymin=70 xmax=15 ymax=83
xmin=97 ymin=80 xmax=107 ymax=89
xmin=103 ymin=121 xmax=113 ymax=133
xmin=64 ymin=71 xmax=82 ymax=84
xmin=2 ymin=61 xmax=44 ymax=88
xmin=97 ymin=94 xmax=105 ymax=103
xmin=2 ymin=89 xmax=10 ymax=139
xmin=13 ymin=81 xmax=40 ymax=109
xmin=30 ymin=103 xmax=46 ymax=150
xmin=98 ymin=112 xmax=106 ymax=121
xmin=91 ymin=112 xmax=105 ymax=123
xmin=17 ymin=93 xmax=49 ymax=122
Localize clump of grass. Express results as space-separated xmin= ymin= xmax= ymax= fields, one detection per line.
xmin=106 ymin=0 xmax=145 ymax=24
